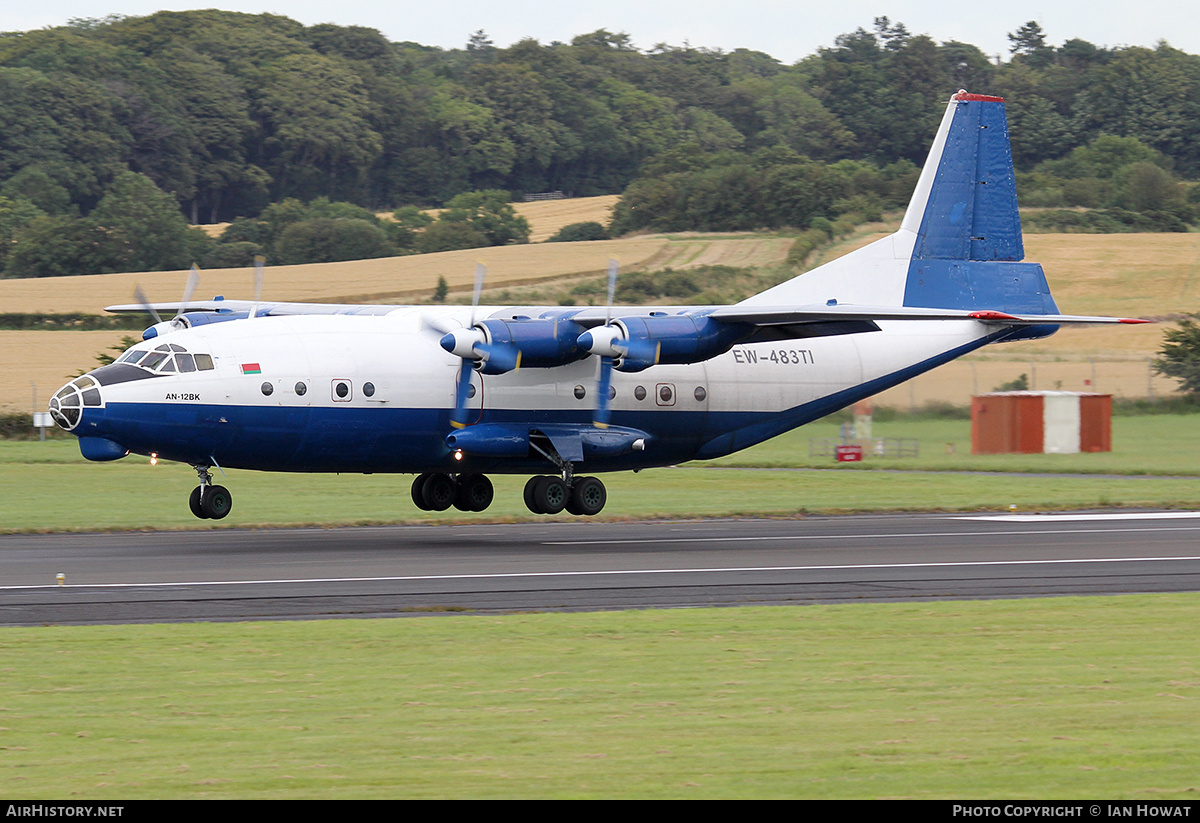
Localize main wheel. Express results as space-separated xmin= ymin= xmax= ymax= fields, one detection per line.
xmin=421 ymin=473 xmax=456 ymax=511
xmin=533 ymin=476 xmax=568 ymax=515
xmin=568 ymin=476 xmax=606 ymax=516
xmin=201 ymin=485 xmax=232 ymax=520
xmin=523 ymin=476 xmax=544 ymax=513
xmin=454 ymin=474 xmax=494 ymax=512
xmin=189 ymin=486 xmax=208 ymax=519
xmin=411 ymin=473 xmax=434 ymax=510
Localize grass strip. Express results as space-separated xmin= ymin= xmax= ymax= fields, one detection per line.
xmin=2 ymin=595 xmax=1198 ymax=799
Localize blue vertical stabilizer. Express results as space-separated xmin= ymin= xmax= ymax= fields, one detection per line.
xmin=902 ymin=93 xmax=1059 ymax=316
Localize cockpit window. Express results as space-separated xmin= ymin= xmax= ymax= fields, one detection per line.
xmin=140 ymin=351 xmax=168 ymax=370
xmin=116 ymin=344 xmax=216 ymax=373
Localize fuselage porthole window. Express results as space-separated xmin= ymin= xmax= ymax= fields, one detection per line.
xmin=363 ymin=382 xmax=375 ymax=398
xmin=261 ymin=382 xmax=273 ymax=396
xmin=295 ymin=381 xmax=308 ymax=396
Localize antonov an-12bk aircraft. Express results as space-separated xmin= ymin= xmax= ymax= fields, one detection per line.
xmin=49 ymin=91 xmax=1145 ymax=519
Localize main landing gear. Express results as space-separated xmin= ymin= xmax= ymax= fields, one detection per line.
xmin=189 ymin=465 xmax=232 ymax=520
xmin=411 ymin=472 xmax=495 ymax=512
xmin=409 ymin=472 xmax=607 ymax=516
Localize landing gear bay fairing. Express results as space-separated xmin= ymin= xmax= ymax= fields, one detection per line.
xmin=50 ymin=92 xmax=1144 ymax=519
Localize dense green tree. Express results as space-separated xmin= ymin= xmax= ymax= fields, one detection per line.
xmin=437 ymin=189 xmax=530 ymax=245
xmin=86 ymin=170 xmax=212 ymax=272
xmin=1154 ymin=315 xmax=1200 ymax=395
xmin=275 ymin=218 xmax=394 ymax=264
xmin=413 ymin=220 xmax=489 ymax=254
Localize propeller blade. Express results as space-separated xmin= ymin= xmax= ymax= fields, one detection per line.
xmin=593 ymin=356 xmax=613 ymax=429
xmin=449 ymin=359 xmax=475 ymax=429
xmin=250 ymin=255 xmax=265 ymax=319
xmin=475 ymin=342 xmax=521 ymax=374
xmin=175 ymin=264 xmax=200 ymax=319
xmin=253 ymin=255 xmax=265 ymax=303
xmin=623 ymin=337 xmax=660 ymax=367
xmin=133 ymin=285 xmax=162 ymax=325
xmin=606 ymin=258 xmax=618 ymax=324
xmin=470 ymin=262 xmax=485 ymax=327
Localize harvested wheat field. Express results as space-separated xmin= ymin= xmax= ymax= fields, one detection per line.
xmin=514 ymin=195 xmax=619 ymax=242
xmin=0 ymin=234 xmax=792 ymax=316
xmin=1 ymin=330 xmax=136 ymax=412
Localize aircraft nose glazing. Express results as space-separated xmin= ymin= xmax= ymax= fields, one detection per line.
xmin=48 ymin=376 xmax=104 ymax=431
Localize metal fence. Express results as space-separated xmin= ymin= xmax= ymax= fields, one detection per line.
xmin=809 ymin=438 xmax=920 ymax=458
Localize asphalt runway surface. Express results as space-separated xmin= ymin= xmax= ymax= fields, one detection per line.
xmin=3 ymin=511 xmax=1200 ymax=625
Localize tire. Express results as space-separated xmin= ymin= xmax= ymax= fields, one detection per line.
xmin=189 ymin=486 xmax=208 ymax=519
xmin=524 ymin=476 xmax=544 ymax=513
xmin=569 ymin=476 xmax=606 ymax=516
xmin=533 ymin=476 xmax=568 ymax=515
xmin=411 ymin=473 xmax=433 ymax=510
xmin=201 ymin=485 xmax=232 ymax=520
xmin=455 ymin=474 xmax=494 ymax=512
xmin=421 ymin=473 xmax=455 ymax=511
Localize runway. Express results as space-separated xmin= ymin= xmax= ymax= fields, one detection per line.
xmin=3 ymin=511 xmax=1200 ymax=625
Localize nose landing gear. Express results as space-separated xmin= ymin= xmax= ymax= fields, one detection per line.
xmin=189 ymin=466 xmax=232 ymax=520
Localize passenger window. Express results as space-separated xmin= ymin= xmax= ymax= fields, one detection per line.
xmin=194 ymin=354 xmax=214 ymax=371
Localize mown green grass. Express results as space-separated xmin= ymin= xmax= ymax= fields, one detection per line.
xmin=5 ymin=414 xmax=1200 ymax=531
xmin=714 ymin=413 xmax=1200 ymax=475
xmin=2 ymin=596 xmax=1199 ymax=799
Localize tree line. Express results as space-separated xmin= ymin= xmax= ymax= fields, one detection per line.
xmin=1 ymin=12 xmax=1198 ymax=278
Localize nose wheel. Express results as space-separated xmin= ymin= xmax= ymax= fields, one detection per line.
xmin=189 ymin=466 xmax=232 ymax=520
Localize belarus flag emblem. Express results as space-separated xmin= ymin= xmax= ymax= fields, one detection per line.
xmin=241 ymin=363 xmax=262 ymax=375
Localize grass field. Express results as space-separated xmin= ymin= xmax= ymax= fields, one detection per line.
xmin=3 ymin=596 xmax=1199 ymax=798
xmin=6 ymin=413 xmax=1200 ymax=533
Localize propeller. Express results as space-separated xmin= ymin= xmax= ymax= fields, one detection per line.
xmin=576 ymin=260 xmax=659 ymax=428
xmin=135 ymin=264 xmax=200 ymax=338
xmin=438 ymin=264 xmax=522 ymax=428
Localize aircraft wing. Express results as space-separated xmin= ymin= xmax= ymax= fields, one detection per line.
xmin=106 ymin=299 xmax=1150 ymax=329
xmin=705 ymin=304 xmax=1151 ymax=326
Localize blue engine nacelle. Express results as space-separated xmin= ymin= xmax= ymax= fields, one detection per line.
xmin=582 ymin=314 xmax=751 ymax=373
xmin=474 ymin=317 xmax=590 ymax=373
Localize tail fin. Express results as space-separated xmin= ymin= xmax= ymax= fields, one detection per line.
xmin=739 ymin=91 xmax=1059 ymax=315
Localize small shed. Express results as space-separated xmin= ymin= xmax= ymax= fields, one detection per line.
xmin=971 ymin=391 xmax=1112 ymax=454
